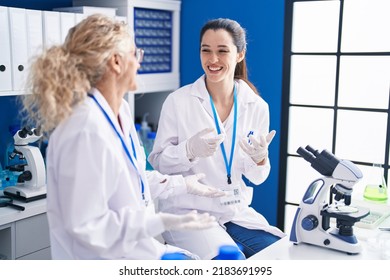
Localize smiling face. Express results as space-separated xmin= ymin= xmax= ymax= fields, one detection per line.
xmin=200 ymin=29 xmax=245 ymax=86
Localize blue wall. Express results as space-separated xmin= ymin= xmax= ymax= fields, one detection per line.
xmin=0 ymin=0 xmax=285 ymax=226
xmin=180 ymin=0 xmax=285 ymax=226
xmin=0 ymin=97 xmax=22 ymax=168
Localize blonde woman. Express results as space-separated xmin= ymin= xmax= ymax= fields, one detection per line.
xmin=21 ymin=14 xmax=220 ymax=260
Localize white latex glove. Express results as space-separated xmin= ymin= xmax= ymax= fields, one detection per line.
xmin=186 ymin=128 xmax=225 ymax=160
xmin=239 ymin=130 xmax=276 ymax=164
xmin=185 ymin=173 xmax=225 ymax=198
xmin=160 ymin=210 xmax=217 ymax=231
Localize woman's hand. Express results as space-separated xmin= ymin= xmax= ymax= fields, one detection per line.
xmin=239 ymin=130 xmax=276 ymax=165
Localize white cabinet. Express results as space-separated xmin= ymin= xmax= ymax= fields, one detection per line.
xmin=42 ymin=11 xmax=61 ymax=49
xmin=0 ymin=6 xmax=82 ymax=96
xmin=8 ymin=7 xmax=29 ymax=92
xmin=0 ymin=6 xmax=44 ymax=95
xmin=15 ymin=213 xmax=50 ymax=259
xmin=0 ymin=223 xmax=14 ymax=260
xmin=73 ymin=0 xmax=181 ymax=94
xmin=0 ymin=6 xmax=13 ymax=93
xmin=60 ymin=12 xmax=77 ymax=43
xmin=26 ymin=10 xmax=44 ymax=62
xmin=0 ymin=7 xmax=43 ymax=95
xmin=0 ymin=213 xmax=51 ymax=260
xmin=72 ymin=0 xmax=181 ymax=118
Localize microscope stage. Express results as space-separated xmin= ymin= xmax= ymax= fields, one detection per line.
xmin=332 ymin=205 xmax=359 ymax=214
xmin=3 ymin=186 xmax=46 ymax=202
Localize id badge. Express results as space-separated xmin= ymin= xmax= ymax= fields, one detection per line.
xmin=220 ymin=185 xmax=241 ymax=206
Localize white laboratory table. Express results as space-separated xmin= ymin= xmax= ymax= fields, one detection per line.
xmin=0 ymin=195 xmax=47 ymax=226
xmin=0 ymin=192 xmax=50 ymax=260
xmin=250 ymin=216 xmax=390 ymax=260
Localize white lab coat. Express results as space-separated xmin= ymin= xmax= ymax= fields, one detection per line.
xmin=46 ymin=88 xmax=192 ymax=260
xmin=149 ymin=76 xmax=285 ymax=257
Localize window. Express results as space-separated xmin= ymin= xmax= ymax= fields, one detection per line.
xmin=279 ymin=0 xmax=390 ymax=232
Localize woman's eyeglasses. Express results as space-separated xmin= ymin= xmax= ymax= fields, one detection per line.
xmin=135 ymin=48 xmax=144 ymax=63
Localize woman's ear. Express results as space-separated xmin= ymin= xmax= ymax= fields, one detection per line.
xmin=237 ymin=49 xmax=246 ymax=63
xmin=108 ymin=53 xmax=122 ymax=74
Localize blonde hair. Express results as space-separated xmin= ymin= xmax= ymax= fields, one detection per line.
xmin=20 ymin=14 xmax=132 ymax=136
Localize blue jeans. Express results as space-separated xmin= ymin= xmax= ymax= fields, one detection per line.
xmin=224 ymin=222 xmax=281 ymax=258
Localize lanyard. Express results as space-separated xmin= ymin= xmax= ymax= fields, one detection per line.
xmin=88 ymin=94 xmax=145 ymax=201
xmin=209 ymin=84 xmax=237 ymax=184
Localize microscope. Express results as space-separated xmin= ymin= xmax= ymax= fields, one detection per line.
xmin=290 ymin=145 xmax=370 ymax=254
xmin=3 ymin=127 xmax=47 ymax=202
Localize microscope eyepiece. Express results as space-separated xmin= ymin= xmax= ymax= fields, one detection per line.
xmin=32 ymin=127 xmax=42 ymax=137
xmin=18 ymin=127 xmax=34 ymax=138
xmin=18 ymin=128 xmax=27 ymax=138
xmin=305 ymin=145 xmax=319 ymax=157
xmin=297 ymin=147 xmax=315 ymax=163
